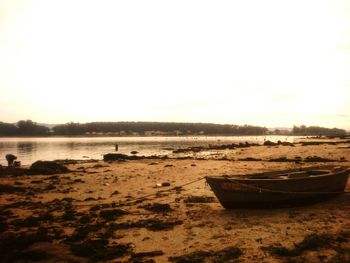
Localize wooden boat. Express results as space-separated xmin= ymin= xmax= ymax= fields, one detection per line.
xmin=205 ymin=166 xmax=350 ymax=209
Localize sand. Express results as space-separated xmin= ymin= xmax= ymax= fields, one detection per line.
xmin=1 ymin=138 xmax=350 ymax=262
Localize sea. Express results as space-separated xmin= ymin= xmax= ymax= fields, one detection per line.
xmin=0 ymin=136 xmax=302 ymax=165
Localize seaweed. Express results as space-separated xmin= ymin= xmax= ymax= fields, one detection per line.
xmin=169 ymin=246 xmax=242 ymax=263
xmin=99 ymin=208 xmax=129 ymax=221
xmin=0 ymin=227 xmax=53 ymax=262
xmin=141 ymin=203 xmax=173 ymax=213
xmin=131 ymin=250 xmax=164 ymax=262
xmin=238 ymin=157 xmax=262 ymax=161
xmin=304 ymin=156 xmax=335 ymax=162
xmin=115 ymin=218 xmax=183 ymax=231
xmin=0 ymin=184 xmax=26 ymax=193
xmin=70 ymin=239 xmax=132 ymax=260
xmin=65 ymin=223 xmax=104 ymax=242
xmin=261 ymin=231 xmax=350 ymax=259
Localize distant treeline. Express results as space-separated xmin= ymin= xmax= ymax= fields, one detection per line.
xmin=292 ymin=125 xmax=346 ymax=136
xmin=0 ymin=120 xmax=49 ymax=136
xmin=0 ymin=120 xmax=347 ymax=136
xmin=52 ymin=122 xmax=268 ymax=136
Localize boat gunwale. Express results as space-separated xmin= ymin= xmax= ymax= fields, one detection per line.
xmin=205 ymin=167 xmax=350 ymax=183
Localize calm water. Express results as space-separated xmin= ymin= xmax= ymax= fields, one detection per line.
xmin=0 ymin=136 xmax=300 ymax=165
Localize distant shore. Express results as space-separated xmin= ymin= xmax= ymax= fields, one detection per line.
xmin=1 ymin=120 xmax=348 ymax=137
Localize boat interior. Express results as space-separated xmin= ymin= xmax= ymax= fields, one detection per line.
xmin=245 ymin=170 xmax=333 ymax=179
xmin=219 ymin=166 xmax=348 ymax=180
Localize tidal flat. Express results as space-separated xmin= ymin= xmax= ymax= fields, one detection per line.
xmin=1 ymin=137 xmax=350 ymax=262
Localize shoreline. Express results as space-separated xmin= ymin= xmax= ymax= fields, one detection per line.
xmin=1 ymin=137 xmax=350 ymax=262
xmin=0 ymin=134 xmax=299 ymax=139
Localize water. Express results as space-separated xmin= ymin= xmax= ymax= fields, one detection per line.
xmin=0 ymin=136 xmax=300 ymax=165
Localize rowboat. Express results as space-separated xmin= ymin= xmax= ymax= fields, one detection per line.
xmin=205 ymin=166 xmax=350 ymax=209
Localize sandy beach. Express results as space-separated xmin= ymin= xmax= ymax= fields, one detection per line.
xmin=1 ymin=138 xmax=350 ymax=262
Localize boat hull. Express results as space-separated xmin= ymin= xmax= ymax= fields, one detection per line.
xmin=205 ymin=167 xmax=350 ymax=209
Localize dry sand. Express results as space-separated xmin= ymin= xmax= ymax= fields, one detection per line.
xmin=1 ymin=138 xmax=350 ymax=262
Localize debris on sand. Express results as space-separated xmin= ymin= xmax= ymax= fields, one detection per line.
xmin=261 ymin=231 xmax=350 ymax=259
xmin=172 ymin=142 xmax=260 ymax=154
xmin=268 ymin=157 xmax=298 ymax=162
xmin=12 ymin=213 xmax=53 ymax=228
xmin=111 ymin=190 xmax=120 ymax=196
xmin=168 ymin=246 xmax=242 ymax=262
xmin=238 ymin=157 xmax=262 ymax=161
xmin=131 ymin=250 xmax=164 ymax=261
xmin=158 ymin=182 xmax=171 ymax=187
xmin=263 ymin=140 xmax=278 ymax=146
xmin=99 ymin=209 xmax=129 ymax=221
xmin=115 ymin=218 xmax=183 ymax=231
xmin=0 ymin=167 xmax=29 ymax=176
xmin=141 ymin=203 xmax=173 ymax=213
xmin=184 ymin=195 xmax=215 ymax=203
xmin=103 ymin=153 xmax=131 ymax=161
xmin=0 ymin=184 xmax=26 ymax=193
xmin=65 ymin=223 xmax=104 ymax=242
xmin=304 ymin=156 xmax=335 ymax=162
xmin=0 ymin=227 xmax=54 ymax=262
xmin=70 ymin=239 xmax=132 ymax=261
xmin=61 ymin=207 xmax=78 ymax=221
xmin=301 ymin=141 xmax=337 ymax=146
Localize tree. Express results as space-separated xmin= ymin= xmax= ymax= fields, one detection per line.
xmin=17 ymin=120 xmax=50 ymax=136
xmin=0 ymin=122 xmax=19 ymax=136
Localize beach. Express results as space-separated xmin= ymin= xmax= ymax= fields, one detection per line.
xmin=1 ymin=137 xmax=350 ymax=262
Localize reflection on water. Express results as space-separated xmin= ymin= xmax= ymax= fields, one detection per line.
xmin=18 ymin=142 xmax=37 ymax=155
xmin=0 ymin=136 xmax=301 ymax=165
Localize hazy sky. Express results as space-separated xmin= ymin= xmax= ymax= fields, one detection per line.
xmin=1 ymin=0 xmax=349 ymax=128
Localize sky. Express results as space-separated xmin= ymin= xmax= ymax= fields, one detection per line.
xmin=0 ymin=0 xmax=349 ymax=129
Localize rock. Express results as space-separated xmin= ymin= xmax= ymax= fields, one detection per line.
xmin=263 ymin=140 xmax=278 ymax=146
xmin=29 ymin=161 xmax=69 ymax=175
xmin=103 ymin=153 xmax=129 ymax=161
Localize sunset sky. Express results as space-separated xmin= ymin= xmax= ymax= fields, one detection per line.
xmin=1 ymin=0 xmax=349 ymax=129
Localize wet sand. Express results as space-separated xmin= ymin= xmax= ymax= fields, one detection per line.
xmin=1 ymin=138 xmax=350 ymax=262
